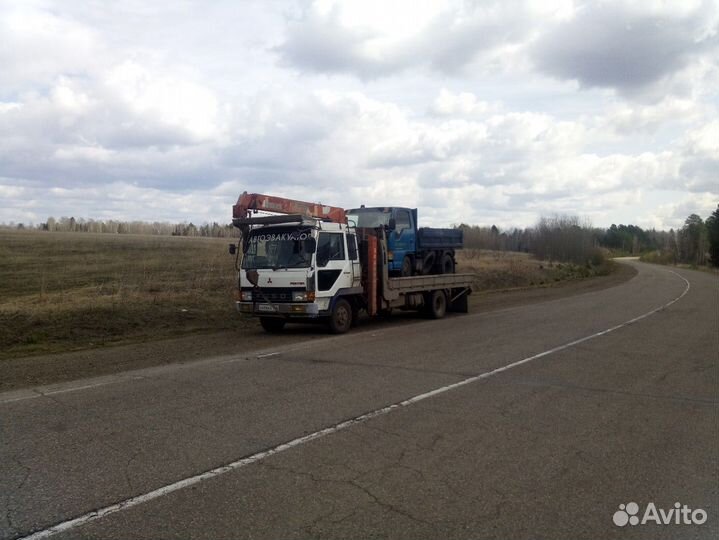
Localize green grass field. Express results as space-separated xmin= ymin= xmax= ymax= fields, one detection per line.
xmin=0 ymin=230 xmax=248 ymax=359
xmin=0 ymin=231 xmax=614 ymax=360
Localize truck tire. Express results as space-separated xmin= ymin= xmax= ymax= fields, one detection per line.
xmin=401 ymin=256 xmax=413 ymax=277
xmin=440 ymin=253 xmax=455 ymax=274
xmin=426 ymin=290 xmax=447 ymax=319
xmin=328 ymin=298 xmax=353 ymax=334
xmin=260 ymin=317 xmax=285 ymax=333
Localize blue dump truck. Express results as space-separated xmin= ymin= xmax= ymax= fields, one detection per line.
xmin=346 ymin=206 xmax=463 ymax=276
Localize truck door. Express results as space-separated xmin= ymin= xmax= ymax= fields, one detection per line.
xmin=392 ymin=208 xmax=415 ymax=272
xmin=315 ymin=231 xmax=352 ymax=299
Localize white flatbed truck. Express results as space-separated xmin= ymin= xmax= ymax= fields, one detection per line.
xmin=230 ymin=192 xmax=474 ymax=334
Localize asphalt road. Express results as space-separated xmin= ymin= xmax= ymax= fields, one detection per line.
xmin=1 ymin=261 xmax=717 ymax=540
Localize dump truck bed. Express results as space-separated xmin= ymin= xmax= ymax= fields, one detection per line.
xmin=417 ymin=227 xmax=463 ymax=250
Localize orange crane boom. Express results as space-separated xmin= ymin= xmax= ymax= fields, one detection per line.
xmin=232 ymin=191 xmax=346 ymax=223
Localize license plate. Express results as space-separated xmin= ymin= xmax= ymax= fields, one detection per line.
xmin=258 ymin=304 xmax=276 ymax=312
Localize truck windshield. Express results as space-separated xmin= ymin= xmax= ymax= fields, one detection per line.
xmin=347 ymin=209 xmax=390 ymax=228
xmin=242 ymin=228 xmax=314 ymax=269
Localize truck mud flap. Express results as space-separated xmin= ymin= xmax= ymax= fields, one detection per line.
xmin=448 ymin=287 xmax=470 ymax=313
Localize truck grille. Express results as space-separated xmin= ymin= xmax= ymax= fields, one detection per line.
xmin=243 ymin=288 xmax=304 ymax=303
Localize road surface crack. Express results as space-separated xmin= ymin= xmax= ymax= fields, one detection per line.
xmin=349 ymin=479 xmax=437 ymax=528
xmin=258 ymin=462 xmax=358 ymax=486
xmin=123 ymin=449 xmax=141 ymax=491
xmin=4 ymin=455 xmax=31 ymax=535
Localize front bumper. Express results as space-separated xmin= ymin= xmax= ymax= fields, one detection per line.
xmin=236 ymin=301 xmax=320 ymax=317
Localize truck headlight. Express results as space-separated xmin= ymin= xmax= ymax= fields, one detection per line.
xmin=292 ymin=291 xmax=315 ymax=302
xmin=240 ymin=290 xmax=253 ymax=301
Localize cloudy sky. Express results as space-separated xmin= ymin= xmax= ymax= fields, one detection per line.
xmin=1 ymin=0 xmax=717 ymax=229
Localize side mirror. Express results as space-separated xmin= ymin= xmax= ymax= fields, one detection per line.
xmin=388 ymin=217 xmax=396 ymax=230
xmin=228 ymin=243 xmax=237 ymax=255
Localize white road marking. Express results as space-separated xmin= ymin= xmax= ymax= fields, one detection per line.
xmin=43 ymin=381 xmax=126 ymax=396
xmin=0 ymin=378 xmax=144 ymax=404
xmin=16 ymin=269 xmax=691 ymax=540
xmin=256 ymin=352 xmax=280 ymax=358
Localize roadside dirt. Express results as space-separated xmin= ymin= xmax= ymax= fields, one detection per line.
xmin=0 ymin=263 xmax=637 ymax=392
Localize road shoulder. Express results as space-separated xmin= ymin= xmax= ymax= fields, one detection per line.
xmin=0 ymin=263 xmax=638 ymax=392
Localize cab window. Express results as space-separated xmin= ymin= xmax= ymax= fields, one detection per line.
xmin=316 ymin=233 xmax=345 ymax=266
xmin=395 ymin=210 xmax=411 ymax=231
xmin=348 ymin=234 xmax=358 ymax=261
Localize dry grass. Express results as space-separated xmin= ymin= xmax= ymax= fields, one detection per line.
xmin=0 ymin=232 xmax=614 ymax=360
xmin=456 ymin=249 xmax=613 ymax=293
xmin=0 ymin=230 xmax=249 ymax=359
xmin=639 ymin=251 xmax=719 ymax=275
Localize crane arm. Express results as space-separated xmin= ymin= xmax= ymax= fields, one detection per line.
xmin=232 ymin=191 xmax=346 ymax=224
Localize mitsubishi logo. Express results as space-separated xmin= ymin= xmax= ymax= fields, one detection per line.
xmin=267 ymin=278 xmax=273 ymax=284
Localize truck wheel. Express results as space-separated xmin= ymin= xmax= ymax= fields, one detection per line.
xmin=328 ymin=299 xmax=352 ymax=334
xmin=440 ymin=253 xmax=455 ymax=274
xmin=260 ymin=317 xmax=285 ymax=333
xmin=426 ymin=290 xmax=447 ymax=319
xmin=401 ymin=256 xmax=413 ymax=277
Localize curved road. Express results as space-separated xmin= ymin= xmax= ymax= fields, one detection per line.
xmin=1 ymin=261 xmax=717 ymax=540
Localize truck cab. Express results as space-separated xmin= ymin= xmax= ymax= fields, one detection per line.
xmin=237 ymin=219 xmax=362 ymax=331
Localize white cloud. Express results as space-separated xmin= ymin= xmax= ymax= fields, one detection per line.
xmin=684 ymin=119 xmax=719 ymax=156
xmin=276 ymin=0 xmax=535 ymax=78
xmin=0 ymin=2 xmax=102 ymax=93
xmin=532 ymin=0 xmax=719 ymax=94
xmin=603 ymin=97 xmax=704 ymax=134
xmin=0 ymin=0 xmax=716 ymax=230
xmin=103 ymin=61 xmax=221 ymax=143
xmin=677 ymin=119 xmax=719 ymax=193
xmin=430 ymin=88 xmax=498 ymax=118
xmin=647 ymin=192 xmax=719 ymax=230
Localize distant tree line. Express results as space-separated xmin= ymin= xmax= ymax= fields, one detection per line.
xmin=456 ymin=216 xmax=602 ymax=266
xmin=3 ymin=205 xmax=718 ymax=267
xmin=605 ymin=209 xmax=718 ymax=267
xmin=456 ymin=204 xmax=719 ymax=268
xmin=0 ymin=216 xmax=237 ymax=237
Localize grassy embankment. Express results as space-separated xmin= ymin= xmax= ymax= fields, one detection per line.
xmin=0 ymin=230 xmax=248 ymax=360
xmin=457 ymin=249 xmax=614 ymax=292
xmin=0 ymin=231 xmax=615 ymax=360
xmin=639 ymin=250 xmax=719 ymax=274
